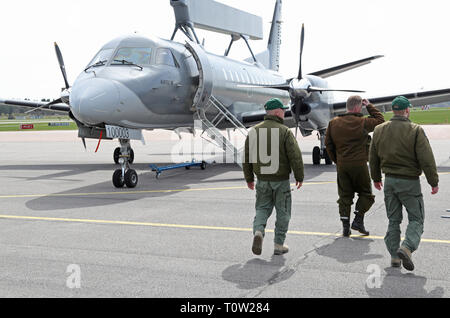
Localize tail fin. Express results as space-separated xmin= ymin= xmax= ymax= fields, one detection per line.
xmin=267 ymin=0 xmax=282 ymax=71
xmin=244 ymin=0 xmax=282 ymax=70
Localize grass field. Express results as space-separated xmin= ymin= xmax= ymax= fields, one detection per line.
xmin=0 ymin=107 xmax=448 ymax=132
xmin=383 ymin=107 xmax=450 ymax=124
xmin=0 ymin=121 xmax=77 ymax=131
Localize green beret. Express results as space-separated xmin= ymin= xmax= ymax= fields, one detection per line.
xmin=264 ymin=98 xmax=289 ymax=111
xmin=392 ymin=96 xmax=412 ymax=111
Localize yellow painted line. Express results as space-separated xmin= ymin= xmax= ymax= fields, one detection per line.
xmin=0 ymin=214 xmax=449 ymax=245
xmin=0 ymin=181 xmax=335 ymax=199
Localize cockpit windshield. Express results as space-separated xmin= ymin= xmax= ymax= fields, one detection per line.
xmin=86 ymin=48 xmax=114 ymax=69
xmin=111 ymin=47 xmax=152 ymax=66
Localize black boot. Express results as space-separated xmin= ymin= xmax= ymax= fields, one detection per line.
xmin=341 ymin=218 xmax=351 ymax=237
xmin=351 ymin=211 xmax=370 ymax=236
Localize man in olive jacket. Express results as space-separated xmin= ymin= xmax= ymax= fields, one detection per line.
xmin=243 ymin=98 xmax=304 ymax=256
xmin=370 ymin=96 xmax=439 ymax=270
xmin=325 ymin=95 xmax=385 ymax=237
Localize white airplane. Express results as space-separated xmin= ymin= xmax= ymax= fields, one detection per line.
xmin=1 ymin=0 xmax=450 ymax=188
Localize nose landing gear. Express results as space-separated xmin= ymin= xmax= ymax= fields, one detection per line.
xmin=312 ymin=130 xmax=333 ymax=165
xmin=112 ymin=139 xmax=138 ymax=188
xmin=114 ymin=146 xmax=134 ymax=164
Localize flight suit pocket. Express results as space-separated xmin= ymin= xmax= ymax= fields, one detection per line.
xmin=282 ymin=189 xmax=292 ymax=216
xmin=416 ymin=194 xmax=425 ymax=222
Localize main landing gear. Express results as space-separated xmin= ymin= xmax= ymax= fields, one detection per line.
xmin=112 ymin=139 xmax=138 ymax=188
xmin=312 ymin=130 xmax=332 ymax=165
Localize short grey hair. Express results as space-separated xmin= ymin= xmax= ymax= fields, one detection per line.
xmin=346 ymin=95 xmax=362 ymax=111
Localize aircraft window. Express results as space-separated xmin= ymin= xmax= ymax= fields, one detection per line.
xmin=222 ymin=69 xmax=228 ymax=80
xmin=86 ymin=48 xmax=114 ymax=68
xmin=112 ymin=47 xmax=152 ymax=65
xmin=156 ymin=48 xmax=176 ymax=67
xmin=235 ymin=71 xmax=240 ymax=82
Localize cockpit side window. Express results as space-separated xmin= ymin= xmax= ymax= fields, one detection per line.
xmin=112 ymin=47 xmax=152 ymax=65
xmin=87 ymin=48 xmax=114 ymax=68
xmin=156 ymin=48 xmax=178 ymax=67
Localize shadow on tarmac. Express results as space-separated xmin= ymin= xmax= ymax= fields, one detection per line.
xmin=315 ymin=237 xmax=383 ymax=263
xmin=365 ymin=267 xmax=444 ymax=298
xmin=0 ymin=162 xmax=334 ymax=211
xmin=21 ymin=163 xmax=234 ymax=211
xmin=222 ymin=255 xmax=295 ymax=290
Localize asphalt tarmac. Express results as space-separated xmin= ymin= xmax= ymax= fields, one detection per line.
xmin=0 ymin=127 xmax=449 ymax=298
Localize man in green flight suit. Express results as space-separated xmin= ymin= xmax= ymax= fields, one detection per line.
xmin=243 ymin=98 xmax=304 ymax=256
xmin=370 ymin=96 xmax=439 ymax=270
xmin=325 ymin=95 xmax=385 ymax=237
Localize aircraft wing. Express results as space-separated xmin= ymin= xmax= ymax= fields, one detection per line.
xmin=332 ymin=88 xmax=450 ymax=113
xmin=308 ymin=55 xmax=384 ymax=79
xmin=0 ymin=98 xmax=70 ymax=113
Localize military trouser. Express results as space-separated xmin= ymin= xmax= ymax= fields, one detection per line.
xmin=336 ymin=164 xmax=375 ymax=220
xmin=384 ymin=176 xmax=425 ymax=257
xmin=254 ymin=179 xmax=292 ymax=245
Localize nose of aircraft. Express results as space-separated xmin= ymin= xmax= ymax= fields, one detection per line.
xmin=70 ymin=78 xmax=120 ymax=125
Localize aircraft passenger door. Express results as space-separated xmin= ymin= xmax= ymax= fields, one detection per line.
xmin=184 ymin=41 xmax=214 ymax=110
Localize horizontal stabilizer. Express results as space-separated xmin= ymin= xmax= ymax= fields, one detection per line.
xmin=309 ymin=55 xmax=384 ymax=79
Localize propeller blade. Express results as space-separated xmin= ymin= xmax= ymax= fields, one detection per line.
xmin=54 ymin=42 xmax=70 ymax=89
xmin=297 ymin=24 xmax=305 ymax=80
xmin=307 ymin=87 xmax=366 ymax=93
xmin=24 ymin=98 xmax=62 ymax=114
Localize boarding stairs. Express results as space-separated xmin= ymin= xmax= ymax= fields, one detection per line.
xmin=194 ymin=95 xmax=248 ymax=165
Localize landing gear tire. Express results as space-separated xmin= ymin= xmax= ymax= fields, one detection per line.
xmin=113 ymin=139 xmax=138 ymax=188
xmin=112 ymin=169 xmax=125 ymax=188
xmin=124 ymin=169 xmax=138 ymax=188
xmin=114 ymin=148 xmax=120 ymax=164
xmin=200 ymin=161 xmax=207 ymax=170
xmin=114 ymin=147 xmax=134 ymax=164
xmin=313 ymin=146 xmax=321 ymax=165
xmin=129 ymin=148 xmax=134 ymax=164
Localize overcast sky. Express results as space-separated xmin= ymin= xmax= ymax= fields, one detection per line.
xmin=1 ymin=0 xmax=449 ymax=101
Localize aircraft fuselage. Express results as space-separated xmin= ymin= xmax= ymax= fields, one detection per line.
xmin=70 ymin=34 xmax=298 ymax=130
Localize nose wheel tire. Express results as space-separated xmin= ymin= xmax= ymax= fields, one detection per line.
xmin=112 ymin=169 xmax=125 ymax=188
xmin=124 ymin=169 xmax=138 ymax=188
xmin=112 ymin=169 xmax=138 ymax=188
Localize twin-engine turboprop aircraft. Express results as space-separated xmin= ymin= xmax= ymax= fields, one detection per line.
xmin=2 ymin=0 xmax=450 ymax=188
